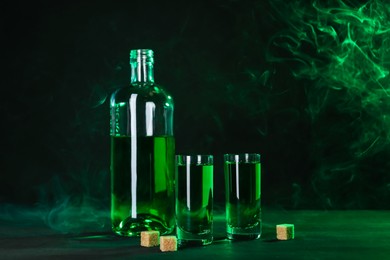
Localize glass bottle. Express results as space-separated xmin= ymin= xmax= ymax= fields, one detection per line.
xmin=110 ymin=49 xmax=175 ymax=236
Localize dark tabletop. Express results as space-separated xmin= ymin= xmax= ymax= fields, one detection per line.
xmin=1 ymin=210 xmax=389 ymax=259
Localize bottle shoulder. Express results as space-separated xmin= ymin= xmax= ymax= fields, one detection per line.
xmin=111 ymin=84 xmax=174 ymax=105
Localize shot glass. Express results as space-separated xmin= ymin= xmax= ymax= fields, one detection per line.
xmin=224 ymin=153 xmax=261 ymax=240
xmin=175 ymin=155 xmax=213 ymax=246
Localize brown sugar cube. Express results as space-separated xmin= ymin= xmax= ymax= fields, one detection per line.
xmin=140 ymin=231 xmax=160 ymax=247
xmin=276 ymin=224 xmax=295 ymax=240
xmin=160 ymin=236 xmax=177 ymax=252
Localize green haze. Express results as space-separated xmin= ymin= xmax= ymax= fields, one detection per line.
xmin=267 ymin=0 xmax=390 ymax=208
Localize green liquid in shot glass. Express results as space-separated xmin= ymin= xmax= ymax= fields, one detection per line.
xmin=224 ymin=161 xmax=261 ymax=239
xmin=176 ymin=163 xmax=213 ymax=245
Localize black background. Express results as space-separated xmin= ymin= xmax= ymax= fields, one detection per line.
xmin=1 ymin=0 xmax=389 ymax=212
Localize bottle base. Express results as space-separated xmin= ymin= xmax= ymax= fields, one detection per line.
xmin=112 ymin=214 xmax=174 ymax=237
xmin=113 ymin=225 xmax=174 ymax=237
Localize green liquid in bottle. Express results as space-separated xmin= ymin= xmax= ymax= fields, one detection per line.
xmin=111 ymin=135 xmax=175 ymax=236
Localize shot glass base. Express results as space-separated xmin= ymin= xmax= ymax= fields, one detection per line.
xmin=227 ymin=225 xmax=261 ymax=240
xmin=227 ymin=233 xmax=260 ymax=240
xmin=177 ymin=228 xmax=213 ymax=247
xmin=178 ymin=237 xmax=213 ymax=247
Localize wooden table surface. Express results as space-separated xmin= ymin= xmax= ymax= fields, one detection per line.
xmin=1 ymin=210 xmax=389 ymax=259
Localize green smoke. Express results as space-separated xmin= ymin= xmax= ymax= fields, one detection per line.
xmin=268 ymin=0 xmax=390 ymax=208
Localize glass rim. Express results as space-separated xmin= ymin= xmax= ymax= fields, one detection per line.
xmin=176 ymin=154 xmax=213 ymax=165
xmin=224 ymin=153 xmax=261 ymax=163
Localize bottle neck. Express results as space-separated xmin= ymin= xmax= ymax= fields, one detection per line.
xmin=130 ymin=49 xmax=155 ymax=85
